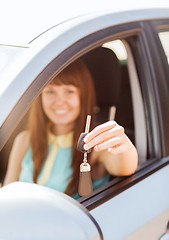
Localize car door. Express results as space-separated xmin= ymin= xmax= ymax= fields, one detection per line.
xmin=82 ymin=18 xmax=169 ymax=240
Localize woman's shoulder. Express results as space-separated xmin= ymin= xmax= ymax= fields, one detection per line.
xmin=14 ymin=130 xmax=30 ymax=148
xmin=11 ymin=130 xmax=30 ymax=161
xmin=3 ymin=131 xmax=30 ymax=185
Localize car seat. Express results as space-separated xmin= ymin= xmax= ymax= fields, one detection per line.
xmin=82 ymin=46 xmax=134 ymax=143
xmin=83 ymin=46 xmax=122 ymax=124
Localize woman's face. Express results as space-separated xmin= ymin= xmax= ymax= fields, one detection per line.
xmin=41 ymin=84 xmax=80 ymax=134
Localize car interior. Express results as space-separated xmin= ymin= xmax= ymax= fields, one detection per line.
xmin=82 ymin=45 xmax=135 ymax=143
xmin=0 ymin=39 xmax=145 ymax=186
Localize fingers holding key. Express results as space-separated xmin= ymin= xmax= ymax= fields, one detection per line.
xmin=84 ymin=121 xmax=130 ymax=154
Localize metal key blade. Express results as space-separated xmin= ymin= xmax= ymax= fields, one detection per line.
xmin=84 ymin=115 xmax=91 ymax=163
xmin=85 ymin=115 xmax=91 ymax=133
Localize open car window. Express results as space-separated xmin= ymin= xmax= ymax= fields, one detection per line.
xmin=0 ymin=37 xmax=145 ymax=192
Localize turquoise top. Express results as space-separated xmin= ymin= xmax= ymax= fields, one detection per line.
xmin=19 ymin=133 xmax=110 ymax=199
xmin=19 ymin=145 xmax=73 ymax=193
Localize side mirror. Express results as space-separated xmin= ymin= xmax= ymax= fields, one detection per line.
xmin=0 ymin=182 xmax=103 ymax=240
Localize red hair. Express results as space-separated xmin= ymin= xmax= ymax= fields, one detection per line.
xmin=29 ymin=59 xmax=96 ymax=195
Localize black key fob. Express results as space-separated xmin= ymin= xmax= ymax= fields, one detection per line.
xmin=77 ymin=133 xmax=87 ymax=153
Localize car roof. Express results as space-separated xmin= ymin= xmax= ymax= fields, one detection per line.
xmin=0 ymin=0 xmax=169 ymax=46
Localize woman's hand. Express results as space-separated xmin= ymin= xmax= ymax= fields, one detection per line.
xmin=84 ymin=121 xmax=132 ymax=154
xmin=84 ymin=121 xmax=138 ymax=176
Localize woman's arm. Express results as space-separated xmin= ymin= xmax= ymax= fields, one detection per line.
xmin=84 ymin=121 xmax=138 ymax=176
xmin=3 ymin=131 xmax=30 ymax=185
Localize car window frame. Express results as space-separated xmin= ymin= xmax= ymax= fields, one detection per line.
xmin=144 ymin=19 xmax=169 ymax=156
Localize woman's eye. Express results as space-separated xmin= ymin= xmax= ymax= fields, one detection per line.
xmin=44 ymin=90 xmax=54 ymax=94
xmin=66 ymin=90 xmax=75 ymax=94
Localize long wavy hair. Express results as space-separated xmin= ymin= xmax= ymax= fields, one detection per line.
xmin=28 ymin=59 xmax=96 ymax=195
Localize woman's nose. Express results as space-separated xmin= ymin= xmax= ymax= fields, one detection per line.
xmin=53 ymin=93 xmax=65 ymax=105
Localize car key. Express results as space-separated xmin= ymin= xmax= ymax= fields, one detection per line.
xmin=77 ymin=115 xmax=91 ymax=153
xmin=78 ymin=115 xmax=93 ymax=197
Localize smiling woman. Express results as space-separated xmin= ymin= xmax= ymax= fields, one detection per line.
xmin=3 ymin=58 xmax=138 ymax=199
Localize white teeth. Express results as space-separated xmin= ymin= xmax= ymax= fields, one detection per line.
xmin=54 ymin=110 xmax=67 ymax=114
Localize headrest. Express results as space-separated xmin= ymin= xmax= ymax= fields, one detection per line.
xmin=83 ymin=47 xmax=122 ymax=107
